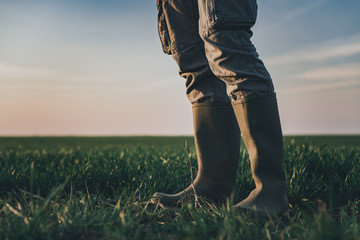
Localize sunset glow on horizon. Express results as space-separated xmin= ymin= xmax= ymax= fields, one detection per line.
xmin=1 ymin=0 xmax=360 ymax=136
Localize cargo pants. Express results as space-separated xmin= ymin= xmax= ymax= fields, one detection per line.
xmin=156 ymin=0 xmax=275 ymax=103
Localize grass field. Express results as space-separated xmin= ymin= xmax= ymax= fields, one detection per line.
xmin=0 ymin=136 xmax=359 ymax=239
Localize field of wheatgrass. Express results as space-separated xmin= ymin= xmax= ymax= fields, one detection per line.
xmin=0 ymin=136 xmax=359 ymax=239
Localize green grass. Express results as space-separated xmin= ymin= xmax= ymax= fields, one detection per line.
xmin=0 ymin=136 xmax=359 ymax=239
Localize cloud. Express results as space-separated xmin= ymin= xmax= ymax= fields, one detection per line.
xmin=0 ymin=62 xmax=83 ymax=84
xmin=268 ymin=42 xmax=360 ymax=68
xmin=295 ymin=63 xmax=360 ymax=81
xmin=276 ymin=61 xmax=360 ymax=94
xmin=257 ymin=0 xmax=326 ymax=32
xmin=280 ymin=1 xmax=326 ymax=22
xmin=279 ymin=79 xmax=360 ymax=94
xmin=0 ymin=63 xmax=55 ymax=82
xmin=267 ymin=34 xmax=360 ymax=94
xmin=0 ymin=61 xmax=176 ymax=94
xmin=266 ymin=34 xmax=360 ymax=68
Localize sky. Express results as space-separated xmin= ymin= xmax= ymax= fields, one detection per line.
xmin=0 ymin=0 xmax=359 ymax=136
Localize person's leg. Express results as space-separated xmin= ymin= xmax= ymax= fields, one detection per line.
xmin=152 ymin=0 xmax=241 ymax=206
xmin=156 ymin=0 xmax=229 ymax=104
xmin=197 ymin=0 xmax=288 ymax=215
xmin=197 ymin=0 xmax=273 ymax=101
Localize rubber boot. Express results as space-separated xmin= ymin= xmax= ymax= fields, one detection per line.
xmin=231 ymin=93 xmax=289 ymax=216
xmin=151 ymin=102 xmax=241 ymax=207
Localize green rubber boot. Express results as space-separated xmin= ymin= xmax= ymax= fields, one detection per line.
xmin=151 ymin=102 xmax=240 ymax=207
xmin=231 ymin=93 xmax=289 ymax=216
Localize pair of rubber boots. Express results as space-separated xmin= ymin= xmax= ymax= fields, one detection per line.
xmin=151 ymin=93 xmax=289 ymax=216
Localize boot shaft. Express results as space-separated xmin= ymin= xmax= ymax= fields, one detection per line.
xmin=192 ymin=102 xmax=241 ymax=188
